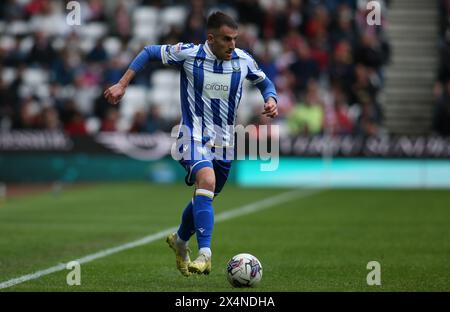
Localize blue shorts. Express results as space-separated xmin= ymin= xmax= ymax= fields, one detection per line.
xmin=178 ymin=141 xmax=233 ymax=196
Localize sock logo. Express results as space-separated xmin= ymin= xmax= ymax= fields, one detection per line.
xmin=198 ymin=228 xmax=205 ymax=234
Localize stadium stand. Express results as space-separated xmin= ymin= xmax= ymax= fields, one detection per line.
xmin=383 ymin=0 xmax=438 ymax=135
xmin=434 ymin=0 xmax=450 ymax=135
xmin=0 ymin=0 xmax=396 ymax=137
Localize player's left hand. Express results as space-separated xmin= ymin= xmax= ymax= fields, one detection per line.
xmin=262 ymin=98 xmax=278 ymax=118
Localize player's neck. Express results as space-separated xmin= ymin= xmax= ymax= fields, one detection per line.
xmin=205 ymin=41 xmax=220 ymax=61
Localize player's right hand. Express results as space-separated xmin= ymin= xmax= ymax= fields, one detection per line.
xmin=104 ymin=83 xmax=126 ymax=105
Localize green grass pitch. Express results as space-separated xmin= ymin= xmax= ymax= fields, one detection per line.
xmin=0 ymin=182 xmax=449 ymax=291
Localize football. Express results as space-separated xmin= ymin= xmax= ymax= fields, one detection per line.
xmin=226 ymin=253 xmax=263 ymax=287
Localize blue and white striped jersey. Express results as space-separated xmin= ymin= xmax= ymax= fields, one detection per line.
xmin=159 ymin=42 xmax=270 ymax=147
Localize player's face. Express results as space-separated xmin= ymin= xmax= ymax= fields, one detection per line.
xmin=208 ymin=25 xmax=238 ymax=61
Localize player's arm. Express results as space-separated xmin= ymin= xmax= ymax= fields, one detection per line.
xmin=244 ymin=52 xmax=279 ymax=118
xmin=256 ymin=78 xmax=278 ymax=118
xmin=104 ymin=45 xmax=163 ymax=105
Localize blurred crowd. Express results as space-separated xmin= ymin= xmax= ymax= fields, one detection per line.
xmin=0 ymin=0 xmax=392 ymax=137
xmin=435 ymin=0 xmax=450 ymax=136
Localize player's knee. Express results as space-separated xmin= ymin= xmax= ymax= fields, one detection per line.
xmin=198 ymin=176 xmax=215 ymax=192
xmin=196 ymin=171 xmax=216 ymax=192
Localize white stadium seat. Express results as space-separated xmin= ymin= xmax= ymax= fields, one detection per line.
xmin=150 ymin=87 xmax=172 ymax=105
xmin=103 ymin=37 xmax=123 ymax=57
xmin=0 ymin=36 xmax=16 ymax=51
xmin=150 ymin=69 xmax=179 ymax=87
xmin=23 ymin=68 xmax=49 ymax=86
xmin=79 ymin=38 xmax=95 ymax=54
xmin=120 ymin=86 xmax=150 ymax=119
xmin=133 ymin=7 xmax=159 ymax=26
xmin=2 ymin=68 xmax=17 ymax=85
xmin=6 ymin=20 xmax=30 ymax=36
xmin=19 ymin=36 xmax=34 ymax=54
xmin=149 ymin=69 xmax=181 ymax=120
xmin=160 ymin=6 xmax=187 ymax=28
xmin=79 ymin=22 xmax=108 ymax=41
xmin=133 ymin=24 xmax=158 ymax=42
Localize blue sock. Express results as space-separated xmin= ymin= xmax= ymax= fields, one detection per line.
xmin=177 ymin=200 xmax=195 ymax=242
xmin=193 ymin=189 xmax=214 ymax=249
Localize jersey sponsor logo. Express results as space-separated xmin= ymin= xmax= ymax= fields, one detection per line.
xmin=203 ymin=71 xmax=232 ymax=99
xmin=205 ymin=83 xmax=229 ymax=92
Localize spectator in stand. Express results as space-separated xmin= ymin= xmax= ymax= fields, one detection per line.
xmin=3 ymin=38 xmax=28 ymax=67
xmin=0 ymin=73 xmax=15 ymax=128
xmin=0 ymin=0 xmax=393 ymax=136
xmin=129 ymin=110 xmax=148 ymax=133
xmin=433 ymin=80 xmax=450 ymax=136
xmin=273 ymin=68 xmax=296 ymax=118
xmin=356 ymin=95 xmax=382 ymax=137
xmin=86 ymin=38 xmax=109 ymax=64
xmin=2 ymin=0 xmax=25 ymax=21
xmin=181 ymin=0 xmax=207 ymax=44
xmin=289 ymin=40 xmax=320 ymax=94
xmin=329 ymin=3 xmax=357 ymax=49
xmin=287 ymin=79 xmax=324 ymax=136
xmin=62 ymin=100 xmax=88 ymax=135
xmin=329 ymin=40 xmax=354 ymax=95
xmin=41 ymin=106 xmax=62 ymax=130
xmin=111 ymin=1 xmax=132 ymax=40
xmin=12 ymin=97 xmax=41 ymax=130
xmin=146 ymin=105 xmax=169 ymax=133
xmin=85 ymin=0 xmax=107 ymax=23
xmin=100 ymin=107 xmax=119 ymax=132
xmin=437 ymin=36 xmax=450 ymax=87
xmin=257 ymin=45 xmax=278 ymax=82
xmin=28 ymin=31 xmax=57 ymax=68
xmin=354 ymin=32 xmax=390 ymax=72
xmin=350 ymin=64 xmax=382 ymax=126
xmin=328 ymin=85 xmax=354 ymax=135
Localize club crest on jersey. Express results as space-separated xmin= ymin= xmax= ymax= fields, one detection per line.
xmin=231 ymin=59 xmax=241 ymax=72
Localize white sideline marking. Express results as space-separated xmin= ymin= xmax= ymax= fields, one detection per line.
xmin=0 ymin=188 xmax=321 ymax=290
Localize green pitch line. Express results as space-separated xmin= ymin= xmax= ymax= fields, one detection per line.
xmin=1 ymin=183 xmax=449 ymax=291
xmin=0 ymin=183 xmax=314 ymax=290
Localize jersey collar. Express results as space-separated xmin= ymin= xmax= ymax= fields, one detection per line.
xmin=204 ymin=41 xmax=217 ymax=59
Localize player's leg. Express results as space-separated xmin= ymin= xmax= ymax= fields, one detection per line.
xmin=188 ymin=159 xmax=232 ymax=274
xmin=188 ymin=166 xmax=216 ymax=274
xmin=166 ymin=141 xmax=211 ymax=276
xmin=166 ymin=198 xmax=194 ymax=277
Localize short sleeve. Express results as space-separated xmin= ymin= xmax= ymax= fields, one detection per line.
xmin=244 ymin=52 xmax=266 ymax=85
xmin=161 ymin=42 xmax=195 ymax=65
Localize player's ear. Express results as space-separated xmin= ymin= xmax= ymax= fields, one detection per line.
xmin=207 ymin=32 xmax=214 ymax=44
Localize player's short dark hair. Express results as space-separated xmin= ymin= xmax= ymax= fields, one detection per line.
xmin=207 ymin=11 xmax=238 ymax=31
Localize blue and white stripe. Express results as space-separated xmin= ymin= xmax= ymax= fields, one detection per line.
xmin=160 ymin=41 xmax=269 ymax=147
